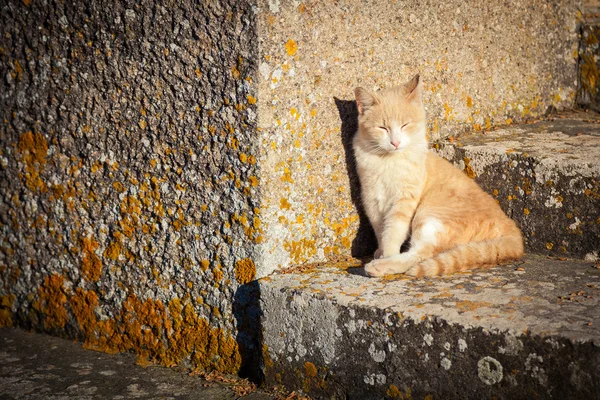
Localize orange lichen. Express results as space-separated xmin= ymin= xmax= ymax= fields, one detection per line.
xmin=581 ymin=54 xmax=598 ymax=94
xmin=0 ymin=294 xmax=15 ymax=327
xmin=69 ymin=288 xmax=117 ymax=352
xmin=280 ymin=198 xmax=291 ymax=210
xmin=198 ymin=260 xmax=209 ymax=272
xmin=166 ymin=297 xmax=241 ymax=371
xmin=387 ymin=384 xmax=401 ymax=398
xmin=284 ymin=238 xmax=317 ymax=264
xmin=13 ymin=60 xmax=23 ymax=80
xmin=455 ymin=300 xmax=493 ymax=312
xmin=235 ymin=259 xmax=256 ymax=284
xmin=262 ymin=344 xmax=274 ymax=369
xmin=33 ymin=274 xmax=68 ymax=330
xmin=463 ymin=157 xmax=476 ymax=179
xmin=16 ymin=131 xmax=48 ymax=192
xmin=69 ymin=287 xmax=241 ymax=373
xmin=304 ymin=361 xmax=317 ymax=377
xmin=112 ymin=181 xmax=125 ymax=192
xmin=213 ymin=263 xmax=224 ymax=282
xmin=81 ymin=236 xmax=102 ymax=281
xmin=104 ymin=240 xmax=122 ymax=261
xmin=285 ymin=39 xmax=298 ymax=56
xmin=247 ymin=95 xmax=257 ymax=104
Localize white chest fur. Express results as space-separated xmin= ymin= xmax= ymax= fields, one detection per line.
xmin=354 ymin=147 xmax=426 ymax=224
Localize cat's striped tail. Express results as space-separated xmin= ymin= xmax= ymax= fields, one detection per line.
xmin=406 ymin=234 xmax=524 ymax=277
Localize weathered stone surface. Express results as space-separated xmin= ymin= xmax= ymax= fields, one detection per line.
xmin=0 ymin=327 xmax=274 ymax=400
xmin=0 ymin=0 xmax=260 ymax=374
xmin=260 ymin=255 xmax=600 ymax=399
xmin=434 ymin=111 xmax=600 ymax=259
xmin=256 ymin=0 xmax=580 ymax=272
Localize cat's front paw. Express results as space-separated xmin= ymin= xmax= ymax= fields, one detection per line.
xmin=364 ymin=259 xmax=396 ymax=277
xmin=365 ymin=254 xmax=415 ymax=277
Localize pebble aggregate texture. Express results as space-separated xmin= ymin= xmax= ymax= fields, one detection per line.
xmin=256 ymin=0 xmax=581 ymax=273
xmin=434 ymin=113 xmax=600 ymax=259
xmin=260 ymin=255 xmax=600 ymax=399
xmin=0 ymin=0 xmax=262 ymax=375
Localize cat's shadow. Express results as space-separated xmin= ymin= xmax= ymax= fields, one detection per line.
xmin=334 ymin=97 xmax=378 ymax=260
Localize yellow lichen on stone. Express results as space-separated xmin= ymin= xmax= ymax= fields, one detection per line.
xmin=17 ymin=131 xmax=48 ymax=192
xmin=213 ymin=263 xmax=224 ymax=282
xmin=386 ymin=384 xmax=401 ymax=398
xmin=235 ymin=259 xmax=256 ymax=284
xmin=200 ymin=259 xmax=210 ymax=271
xmin=112 ymin=181 xmax=125 ymax=192
xmin=262 ymin=344 xmax=274 ymax=369
xmin=13 ymin=60 xmax=23 ymax=80
xmin=70 ymin=288 xmax=241 ymax=373
xmin=33 ymin=274 xmax=68 ymax=330
xmin=280 ymin=198 xmax=291 ymax=210
xmin=285 ymin=39 xmax=298 ymax=56
xmin=304 ymin=361 xmax=317 ymax=377
xmin=104 ymin=240 xmax=122 ymax=261
xmin=284 ymin=238 xmax=317 ymax=264
xmin=580 ymin=54 xmax=598 ymax=93
xmin=463 ymin=157 xmax=476 ymax=179
xmin=81 ymin=236 xmax=102 ymax=281
xmin=166 ymin=297 xmax=241 ymax=372
xmin=0 ymin=294 xmax=15 ymax=327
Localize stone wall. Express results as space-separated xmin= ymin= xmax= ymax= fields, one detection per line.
xmin=0 ymin=0 xmax=261 ymax=375
xmin=256 ymin=0 xmax=580 ymax=275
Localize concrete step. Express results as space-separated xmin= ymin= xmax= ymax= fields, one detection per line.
xmin=0 ymin=327 xmax=275 ymax=400
xmin=259 ymin=255 xmax=600 ymax=399
xmin=433 ymin=111 xmax=600 ymax=260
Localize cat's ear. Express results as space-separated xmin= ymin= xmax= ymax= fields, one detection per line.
xmin=354 ymin=87 xmax=379 ymax=115
xmin=406 ymin=73 xmax=423 ymax=102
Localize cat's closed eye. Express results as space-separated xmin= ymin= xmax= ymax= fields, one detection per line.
xmin=378 ymin=126 xmax=388 ymax=132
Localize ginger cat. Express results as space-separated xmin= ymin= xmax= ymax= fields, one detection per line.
xmin=353 ymin=74 xmax=523 ymax=277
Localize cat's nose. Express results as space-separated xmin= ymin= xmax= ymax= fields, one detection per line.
xmin=391 ymin=140 xmax=400 ymax=149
